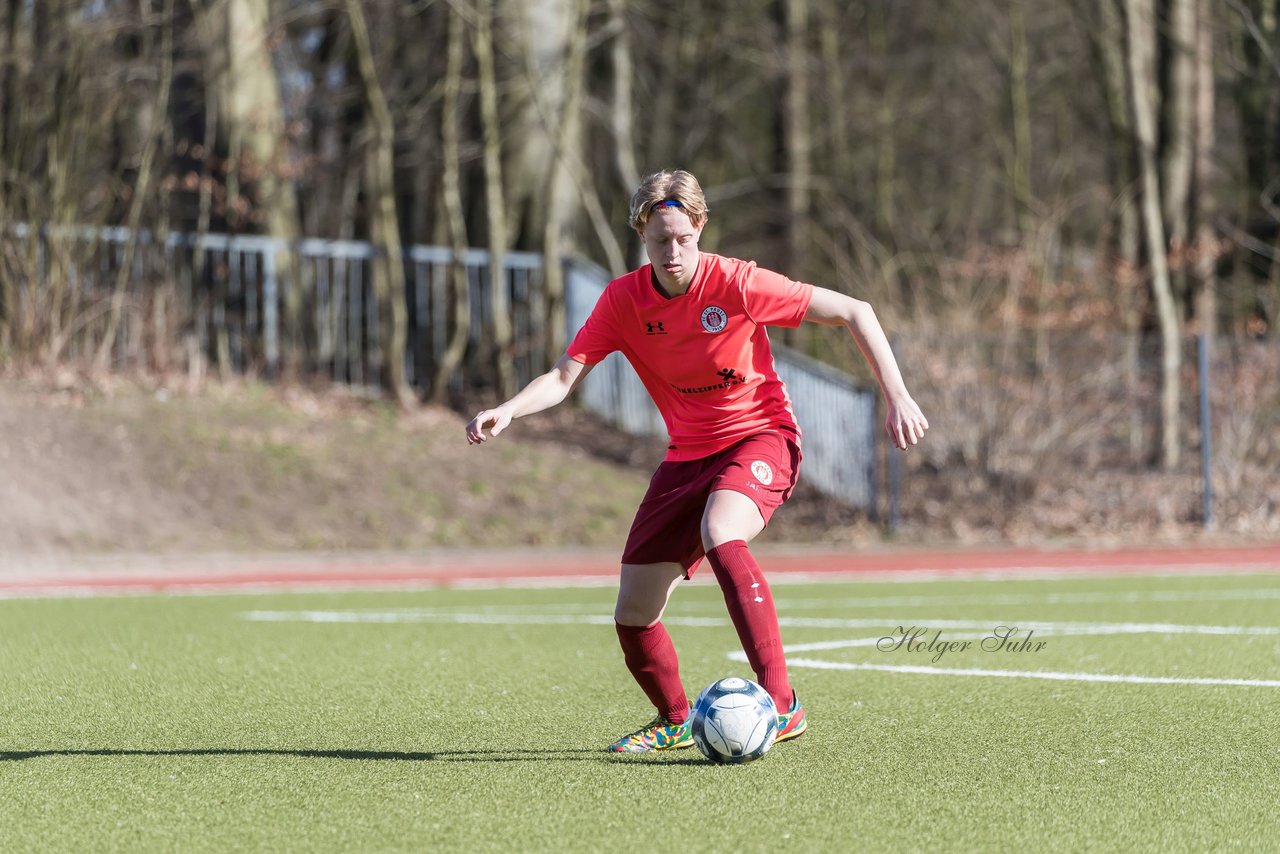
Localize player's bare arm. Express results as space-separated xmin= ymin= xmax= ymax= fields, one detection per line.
xmin=465 ymin=354 xmax=593 ymax=444
xmin=802 ymin=286 xmax=929 ymax=451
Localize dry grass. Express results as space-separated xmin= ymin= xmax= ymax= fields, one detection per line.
xmin=1 ymin=343 xmax=1275 ymax=558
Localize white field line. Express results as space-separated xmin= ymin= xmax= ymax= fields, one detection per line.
xmin=781 ymin=619 xmax=1280 ymax=635
xmin=761 ymin=565 xmax=1280 ymax=586
xmin=240 ymin=609 xmax=1280 ymax=640
xmin=777 ymin=621 xmax=1280 ymax=653
xmin=776 ymin=658 xmax=1280 ymax=689
xmin=773 ymin=587 xmax=1280 ymax=610
xmin=749 ymin=623 xmax=1280 ymax=688
xmin=238 ymin=608 xmax=1280 ymax=689
xmin=239 ymin=608 xmax=1280 ymax=634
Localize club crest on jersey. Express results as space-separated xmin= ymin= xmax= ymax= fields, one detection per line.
xmin=700 ymin=305 xmax=728 ymax=333
xmin=751 ymin=460 xmax=774 ymax=485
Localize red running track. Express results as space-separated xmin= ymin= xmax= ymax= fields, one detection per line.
xmin=1 ymin=543 xmax=1277 ymax=597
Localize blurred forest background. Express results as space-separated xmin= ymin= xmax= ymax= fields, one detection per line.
xmin=0 ymin=0 xmax=1277 ymax=542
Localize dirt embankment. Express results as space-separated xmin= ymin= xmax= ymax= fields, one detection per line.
xmin=0 ymin=375 xmax=1269 ymax=559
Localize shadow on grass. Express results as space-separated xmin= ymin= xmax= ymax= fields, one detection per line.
xmin=0 ymin=747 xmax=709 ymax=765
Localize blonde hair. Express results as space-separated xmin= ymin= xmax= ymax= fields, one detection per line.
xmin=628 ymin=170 xmax=710 ymax=232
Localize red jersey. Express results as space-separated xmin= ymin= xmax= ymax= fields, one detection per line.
xmin=566 ymin=253 xmax=814 ymax=461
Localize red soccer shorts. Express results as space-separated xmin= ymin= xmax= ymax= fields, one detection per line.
xmin=620 ymin=430 xmax=801 ymax=576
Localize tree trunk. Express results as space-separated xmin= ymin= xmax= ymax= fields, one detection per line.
xmin=1256 ymin=0 xmax=1280 ymax=325
xmin=1229 ymin=0 xmax=1280 ymax=329
xmin=1193 ymin=0 xmax=1218 ymax=340
xmin=1163 ymin=0 xmax=1197 ymax=308
xmin=474 ymin=0 xmax=515 ymax=398
xmin=1007 ymin=1 xmax=1050 ymax=371
xmin=784 ymin=0 xmax=811 ymax=279
xmin=1098 ymin=0 xmax=1145 ymax=464
xmin=607 ymin=0 xmax=644 ymax=270
xmin=0 ymin=0 xmax=19 ymax=210
xmin=94 ymin=0 xmax=174 ymax=374
xmin=504 ymin=0 xmax=582 ymax=254
xmin=344 ymin=0 xmax=412 ymax=408
xmin=868 ymin=1 xmax=896 ymax=237
xmin=538 ymin=0 xmax=589 ymax=366
xmin=197 ymin=0 xmax=302 ymax=371
xmin=1127 ymin=0 xmax=1182 ymax=469
xmin=431 ymin=3 xmax=471 ymax=405
xmin=0 ymin=0 xmax=19 ymax=357
xmin=1009 ymin=0 xmax=1034 ymax=243
xmin=782 ymin=0 xmax=811 ymax=350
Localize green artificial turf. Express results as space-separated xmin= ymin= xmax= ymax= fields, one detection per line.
xmin=2 ymin=569 xmax=1279 ymax=852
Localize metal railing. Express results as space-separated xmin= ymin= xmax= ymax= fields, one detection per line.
xmin=8 ymin=223 xmax=548 ymax=390
xmin=7 ymin=224 xmax=879 ymax=509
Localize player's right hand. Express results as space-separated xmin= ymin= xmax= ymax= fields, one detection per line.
xmin=466 ymin=408 xmax=513 ymax=445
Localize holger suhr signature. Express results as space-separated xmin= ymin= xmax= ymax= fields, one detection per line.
xmin=877 ymin=626 xmax=1047 ymax=663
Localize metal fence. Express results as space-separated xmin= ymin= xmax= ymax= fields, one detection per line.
xmin=7 ymin=224 xmax=879 ymax=510
xmin=7 ymin=223 xmax=548 ymax=391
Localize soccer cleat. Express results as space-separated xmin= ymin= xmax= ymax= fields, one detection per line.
xmin=607 ymin=715 xmax=694 ymax=753
xmin=774 ymin=690 xmax=807 ymax=743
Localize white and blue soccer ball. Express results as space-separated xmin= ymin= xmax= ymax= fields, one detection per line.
xmin=690 ymin=676 xmax=778 ymax=764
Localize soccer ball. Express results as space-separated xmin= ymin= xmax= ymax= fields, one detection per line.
xmin=690 ymin=676 xmax=778 ymax=764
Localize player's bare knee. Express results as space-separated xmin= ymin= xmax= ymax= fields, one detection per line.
xmin=701 ymin=515 xmax=742 ymax=552
xmin=700 ymin=512 xmax=720 ymax=550
xmin=701 ymin=491 xmax=764 ymax=552
xmin=614 ymin=601 xmax=662 ymax=627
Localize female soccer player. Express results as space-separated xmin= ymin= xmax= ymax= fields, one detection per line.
xmin=466 ymin=170 xmax=928 ymax=752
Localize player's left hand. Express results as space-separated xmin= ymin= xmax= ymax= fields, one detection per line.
xmin=885 ymin=395 xmax=928 ymax=451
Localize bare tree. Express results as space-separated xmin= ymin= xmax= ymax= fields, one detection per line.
xmin=431 ymin=1 xmax=471 ymax=405
xmin=1226 ymin=0 xmax=1280 ymax=331
xmin=784 ymin=0 xmax=811 ymax=279
xmin=1164 ymin=0 xmax=1197 ymax=307
xmin=1193 ymin=0 xmax=1219 ymax=340
xmin=94 ymin=0 xmax=175 ymax=374
xmin=606 ymin=0 xmax=644 ymax=269
xmin=535 ymin=0 xmax=589 ymax=365
xmin=344 ymin=0 xmax=412 ymax=408
xmin=1128 ymin=0 xmax=1183 ymax=469
xmin=1 ymin=1 xmax=130 ymax=362
xmin=475 ymin=0 xmax=515 ymax=398
xmin=866 ymin=1 xmax=897 ymax=238
xmin=194 ymin=0 xmax=303 ymax=370
xmin=1096 ymin=0 xmax=1146 ymax=463
xmin=0 ymin=0 xmax=15 ymax=356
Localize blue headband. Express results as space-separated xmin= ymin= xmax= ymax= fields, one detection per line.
xmin=652 ymin=199 xmax=683 ymax=211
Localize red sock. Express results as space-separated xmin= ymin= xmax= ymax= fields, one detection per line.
xmin=705 ymin=540 xmax=793 ymax=713
xmin=614 ymin=621 xmax=689 ymax=723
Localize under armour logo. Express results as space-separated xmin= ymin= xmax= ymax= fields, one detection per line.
xmin=645 ymin=321 xmax=666 ymax=334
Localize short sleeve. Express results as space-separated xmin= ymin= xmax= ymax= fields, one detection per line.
xmin=740 ymin=264 xmax=814 ymax=328
xmin=565 ymin=286 xmax=620 ymax=365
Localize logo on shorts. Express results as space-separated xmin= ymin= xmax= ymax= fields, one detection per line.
xmin=751 ymin=460 xmax=774 ymax=485
xmin=700 ymin=306 xmax=728 ymax=333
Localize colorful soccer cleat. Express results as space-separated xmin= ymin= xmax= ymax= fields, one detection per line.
xmin=607 ymin=715 xmax=694 ymax=753
xmin=774 ymin=690 xmax=807 ymax=743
